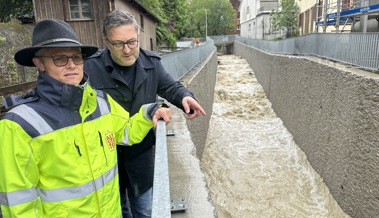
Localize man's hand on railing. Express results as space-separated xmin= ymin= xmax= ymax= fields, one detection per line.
xmin=153 ymin=107 xmax=172 ymax=128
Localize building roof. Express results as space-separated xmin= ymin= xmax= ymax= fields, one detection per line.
xmin=125 ymin=0 xmax=161 ymax=23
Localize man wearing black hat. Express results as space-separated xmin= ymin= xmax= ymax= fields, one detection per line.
xmin=0 ymin=19 xmax=171 ymax=218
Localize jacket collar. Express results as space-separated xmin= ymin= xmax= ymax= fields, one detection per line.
xmin=103 ymin=48 xmax=150 ymax=94
xmin=36 ymin=71 xmax=88 ymax=110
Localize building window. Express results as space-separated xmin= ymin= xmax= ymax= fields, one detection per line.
xmin=69 ymin=0 xmax=91 ymax=20
xmin=248 ymin=24 xmax=251 ymax=31
xmin=140 ymin=14 xmax=144 ymax=30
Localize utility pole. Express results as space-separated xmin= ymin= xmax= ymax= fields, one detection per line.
xmin=362 ymin=0 xmax=368 ymax=33
xmin=336 ymin=0 xmax=340 ymax=33
xmin=205 ymin=9 xmax=208 ymax=40
xmin=316 ymin=0 xmax=319 ymax=33
xmin=323 ymin=0 xmax=328 ymax=33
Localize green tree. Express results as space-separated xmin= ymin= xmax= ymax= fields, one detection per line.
xmin=0 ymin=0 xmax=33 ymax=23
xmin=206 ymin=0 xmax=235 ymax=35
xmin=161 ymin=0 xmax=190 ymax=39
xmin=187 ymin=0 xmax=235 ymax=37
xmin=140 ymin=0 xmax=189 ymax=48
xmin=270 ymin=0 xmax=300 ymax=38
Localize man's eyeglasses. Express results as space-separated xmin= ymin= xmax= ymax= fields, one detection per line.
xmin=36 ymin=54 xmax=86 ymax=67
xmin=106 ymin=38 xmax=139 ymax=50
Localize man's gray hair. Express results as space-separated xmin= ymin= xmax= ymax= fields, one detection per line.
xmin=103 ymin=10 xmax=140 ymax=37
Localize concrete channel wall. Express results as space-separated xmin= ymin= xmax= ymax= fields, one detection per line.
xmin=233 ymin=41 xmax=379 ymax=218
xmin=179 ymin=48 xmax=218 ymax=159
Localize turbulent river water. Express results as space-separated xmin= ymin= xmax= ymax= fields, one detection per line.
xmin=200 ymin=55 xmax=350 ymax=218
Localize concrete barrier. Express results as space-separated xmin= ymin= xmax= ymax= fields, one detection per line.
xmin=234 ymin=41 xmax=379 ymax=218
xmin=179 ymin=48 xmax=218 ymax=159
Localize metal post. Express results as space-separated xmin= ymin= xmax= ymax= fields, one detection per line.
xmin=362 ymin=0 xmax=368 ymax=33
xmin=205 ymin=9 xmax=208 ymax=40
xmin=316 ymin=0 xmax=319 ymax=33
xmin=336 ymin=0 xmax=340 ymax=33
xmin=323 ymin=0 xmax=328 ymax=33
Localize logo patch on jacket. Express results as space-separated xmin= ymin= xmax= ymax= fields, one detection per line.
xmin=106 ymin=131 xmax=116 ymax=151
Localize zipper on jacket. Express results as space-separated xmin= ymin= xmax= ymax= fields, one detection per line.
xmin=99 ymin=131 xmax=108 ymax=166
xmin=74 ymin=140 xmax=82 ymax=156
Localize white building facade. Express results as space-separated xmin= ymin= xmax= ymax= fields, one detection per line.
xmin=239 ymin=0 xmax=283 ymax=39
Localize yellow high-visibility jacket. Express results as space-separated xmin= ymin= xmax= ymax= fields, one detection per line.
xmin=0 ymin=73 xmax=156 ymax=218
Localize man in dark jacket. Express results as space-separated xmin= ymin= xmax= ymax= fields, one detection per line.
xmin=84 ymin=10 xmax=206 ymax=218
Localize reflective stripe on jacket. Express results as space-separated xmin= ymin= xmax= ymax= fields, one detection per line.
xmin=0 ymin=72 xmax=153 ymax=217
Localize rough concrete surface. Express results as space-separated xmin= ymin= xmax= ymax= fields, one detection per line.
xmin=167 ymin=49 xmax=218 ymax=218
xmin=167 ymin=107 xmax=215 ymax=218
xmin=180 ymin=49 xmax=218 ymax=160
xmin=234 ymin=41 xmax=379 ymax=218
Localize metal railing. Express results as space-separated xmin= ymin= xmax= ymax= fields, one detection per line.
xmin=0 ymin=81 xmax=37 ymax=118
xmin=152 ymin=120 xmax=171 ymax=218
xmin=231 ymin=33 xmax=379 ymax=72
xmin=151 ymin=37 xmax=216 ymax=217
xmin=209 ymin=35 xmax=236 ymax=44
xmin=160 ymin=37 xmax=215 ymax=80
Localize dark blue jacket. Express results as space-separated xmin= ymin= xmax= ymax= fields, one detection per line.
xmin=84 ymin=48 xmax=194 ymax=196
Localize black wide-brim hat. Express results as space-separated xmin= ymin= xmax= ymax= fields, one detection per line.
xmin=15 ymin=19 xmax=98 ymax=67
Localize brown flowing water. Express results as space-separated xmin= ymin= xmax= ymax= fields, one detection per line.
xmin=201 ymin=55 xmax=350 ymax=218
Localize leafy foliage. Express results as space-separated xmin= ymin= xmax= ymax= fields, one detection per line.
xmin=161 ymin=0 xmax=190 ymax=39
xmin=187 ymin=0 xmax=235 ymax=37
xmin=140 ymin=0 xmax=235 ymax=46
xmin=0 ymin=0 xmax=33 ymax=23
xmin=270 ymin=0 xmax=300 ymax=38
xmin=140 ymin=0 xmax=189 ymax=48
